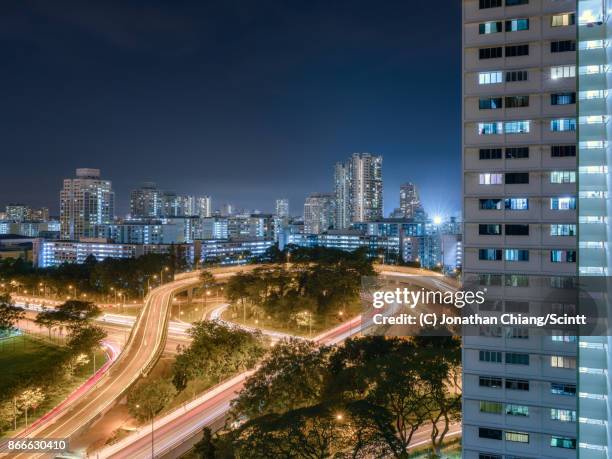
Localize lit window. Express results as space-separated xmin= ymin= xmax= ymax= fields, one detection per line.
xmin=551 ymin=355 xmax=576 ymax=369
xmin=551 ymin=118 xmax=576 ymax=132
xmin=550 ymin=250 xmax=576 ymax=263
xmin=505 ymin=198 xmax=528 ymax=210
xmin=551 ymin=65 xmax=575 ymax=79
xmin=478 ymin=122 xmax=503 ymax=135
xmin=505 ymin=249 xmax=529 ymax=262
xmin=479 ymin=71 xmax=503 ymax=85
xmin=479 ymin=249 xmax=502 ymax=261
xmin=479 ymin=21 xmax=502 ymax=34
xmin=550 ymin=171 xmax=576 ymax=183
xmin=505 ymin=431 xmax=529 ymax=443
xmin=550 ymin=409 xmax=576 ymax=422
xmin=551 ymin=197 xmax=576 ymax=210
xmin=551 ymin=13 xmax=575 ymax=27
xmin=504 ymin=120 xmax=530 ymax=133
xmin=550 ymin=224 xmax=576 ymax=236
xmin=479 ymin=173 xmax=503 ymax=185
xmin=506 ymin=404 xmax=529 ymax=416
xmin=506 ymin=18 xmax=529 ymax=31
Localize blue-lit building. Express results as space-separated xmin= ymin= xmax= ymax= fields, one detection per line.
xmin=192 ymin=239 xmax=275 ymax=266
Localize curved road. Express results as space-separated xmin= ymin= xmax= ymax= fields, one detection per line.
xmin=96 ymin=265 xmax=460 ymax=459
xmin=10 ymin=276 xmax=201 ymax=459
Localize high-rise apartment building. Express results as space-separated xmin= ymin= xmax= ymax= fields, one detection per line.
xmin=130 ymin=182 xmax=163 ymax=219
xmin=399 ymin=182 xmax=422 ymax=219
xmin=60 ymin=168 xmax=115 ymax=240
xmin=462 ymin=1 xmax=579 ymax=458
xmin=275 ymin=198 xmax=289 ymax=218
xmin=334 ymin=153 xmax=383 ymax=228
xmin=304 ymin=193 xmax=335 ymax=234
xmin=5 ymin=204 xmax=31 ymax=222
xmin=197 ymin=196 xmax=212 ymax=218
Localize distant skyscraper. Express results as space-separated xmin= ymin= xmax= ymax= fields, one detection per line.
xmin=197 ymin=196 xmax=212 ymax=218
xmin=30 ymin=207 xmax=49 ymax=221
xmin=60 ymin=168 xmax=114 ymax=240
xmin=130 ymin=182 xmax=162 ymax=219
xmin=334 ymin=153 xmax=383 ymax=228
xmin=275 ymin=198 xmax=289 ymax=218
xmin=304 ymin=193 xmax=335 ymax=234
xmin=5 ymin=204 xmax=31 ymax=222
xmin=399 ymin=183 xmax=421 ymax=219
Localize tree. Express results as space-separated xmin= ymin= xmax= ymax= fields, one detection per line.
xmin=0 ymin=293 xmax=24 ymax=336
xmin=323 ymin=337 xmax=435 ymax=457
xmin=172 ymin=321 xmax=265 ymax=391
xmin=231 ymin=339 xmax=331 ymax=419
xmin=34 ymin=308 xmax=60 ymax=340
xmin=16 ymin=387 xmax=45 ymax=428
xmin=231 ymin=404 xmax=348 ymax=459
xmin=68 ymin=325 xmax=107 ymax=354
xmin=127 ymin=378 xmax=176 ymax=422
xmin=193 ymin=427 xmax=217 ymax=459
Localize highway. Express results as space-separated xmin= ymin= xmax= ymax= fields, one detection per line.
xmin=10 ymin=276 xmax=200 ymax=459
xmin=95 ymin=266 xmax=460 ymax=459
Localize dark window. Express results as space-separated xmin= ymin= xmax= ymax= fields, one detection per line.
xmin=506 ymin=172 xmax=529 ymax=184
xmin=480 ymin=224 xmax=502 ymax=235
xmin=480 ymin=0 xmax=502 ymax=8
xmin=505 ymin=224 xmax=529 ymax=236
xmin=506 ymin=0 xmax=528 ymax=5
xmin=479 ymin=274 xmax=502 ymax=286
xmin=505 ymin=274 xmax=529 ymax=287
xmin=480 ymin=47 xmax=503 ymax=59
xmin=505 ymin=301 xmax=529 ymax=313
xmin=551 ymin=40 xmax=576 ymax=52
xmin=479 ymin=428 xmax=503 ymax=440
xmin=480 ymin=350 xmax=503 ymax=362
xmin=505 ymin=95 xmax=529 ymax=108
xmin=506 ymin=147 xmax=529 ymax=158
xmin=551 ymin=382 xmax=576 ymax=396
xmin=479 ymin=249 xmax=503 ymax=261
xmin=479 ymin=97 xmax=503 ymax=109
xmin=479 ymin=199 xmax=502 ymax=210
xmin=480 ymin=300 xmax=503 ymax=311
xmin=479 ymin=376 xmax=503 ymax=388
xmin=479 ymin=455 xmax=502 ymax=459
xmin=479 ymin=148 xmax=502 ymax=160
xmin=506 ymin=379 xmax=530 ymax=391
xmin=551 ymin=145 xmax=576 ymax=157
xmin=551 ymin=93 xmax=576 ymax=105
xmin=505 ymin=44 xmax=529 ymax=57
xmin=506 ymin=353 xmax=530 ymax=365
xmin=506 ymin=70 xmax=528 ymax=82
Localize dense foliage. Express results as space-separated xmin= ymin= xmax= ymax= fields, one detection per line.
xmin=172 ymin=321 xmax=266 ymax=391
xmin=206 ymin=336 xmax=461 ymax=459
xmin=0 ymin=253 xmax=176 ymax=302
xmin=225 ymin=247 xmax=374 ymax=329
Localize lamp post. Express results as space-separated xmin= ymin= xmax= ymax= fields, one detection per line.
xmin=135 ymin=403 xmax=155 ymax=458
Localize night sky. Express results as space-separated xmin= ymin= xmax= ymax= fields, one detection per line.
xmin=1 ymin=0 xmax=461 ymax=218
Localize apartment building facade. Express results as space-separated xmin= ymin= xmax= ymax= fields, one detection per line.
xmin=462 ymin=1 xmax=579 ymax=458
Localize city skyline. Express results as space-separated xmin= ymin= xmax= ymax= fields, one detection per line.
xmin=0 ymin=0 xmax=461 ymax=217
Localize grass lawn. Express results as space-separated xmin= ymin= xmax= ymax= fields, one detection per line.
xmin=0 ymin=334 xmax=69 ymax=394
xmin=0 ymin=334 xmax=108 ymax=434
